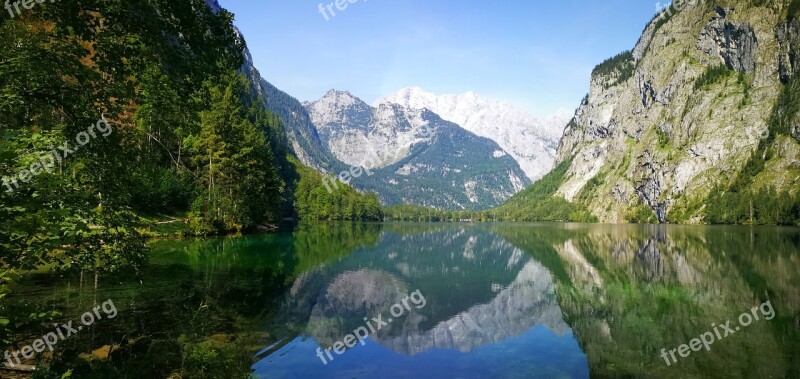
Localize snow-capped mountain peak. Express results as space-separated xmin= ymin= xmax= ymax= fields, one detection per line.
xmin=375 ymin=88 xmax=570 ymax=181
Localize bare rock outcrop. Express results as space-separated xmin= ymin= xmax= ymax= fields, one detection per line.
xmin=697 ymin=7 xmax=759 ymax=73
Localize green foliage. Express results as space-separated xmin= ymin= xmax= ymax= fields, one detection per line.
xmin=0 ymin=5 xmax=149 ymax=274
xmin=184 ymin=72 xmax=285 ymax=232
xmin=0 ymin=270 xmax=17 ymax=347
xmin=768 ymin=75 xmax=800 ymax=137
xmin=695 ymin=65 xmax=735 ymax=90
xmin=129 ymin=165 xmax=194 ymax=214
xmin=384 ymin=204 xmax=463 ymax=222
xmin=592 ymin=51 xmax=635 ymax=87
xmin=1 ymin=0 xmax=368 ymax=241
xmin=575 ymin=172 xmax=606 ymax=204
xmin=655 ymin=127 xmax=671 ymax=148
xmin=0 ymin=0 xmax=258 ymax=273
xmin=665 ymin=193 xmax=704 ymax=223
xmin=704 ymin=72 xmax=800 ymax=226
xmin=293 ymin=159 xmax=383 ymax=221
xmin=178 ymin=342 xmax=254 ymax=379
xmin=703 ymin=144 xmax=799 ymax=226
xmin=789 ymin=0 xmax=800 ymax=21
xmin=492 ymin=159 xmax=598 ymax=222
xmin=737 ymin=71 xmax=752 ymax=107
xmin=703 ymin=145 xmax=797 ymax=226
xmin=705 ymin=185 xmax=799 ymax=225
xmin=627 ymin=202 xmax=658 ymax=224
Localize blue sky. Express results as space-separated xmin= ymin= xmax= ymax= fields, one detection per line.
xmin=220 ymin=1 xmax=659 ymax=117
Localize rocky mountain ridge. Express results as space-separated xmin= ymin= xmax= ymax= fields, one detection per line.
xmin=304 ymin=90 xmax=531 ymax=209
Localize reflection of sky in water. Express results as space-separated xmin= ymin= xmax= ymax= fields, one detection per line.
xmin=254 ymin=324 xmax=588 ymax=379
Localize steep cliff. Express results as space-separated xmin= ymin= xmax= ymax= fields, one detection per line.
xmin=554 ymin=0 xmax=800 ymax=223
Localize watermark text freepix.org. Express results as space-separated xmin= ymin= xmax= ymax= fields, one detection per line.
xmin=318 ymin=0 xmax=368 ymax=21
xmin=5 ymin=0 xmax=57 ymax=19
xmin=660 ymin=300 xmax=775 ymax=366
xmin=2 ymin=116 xmax=113 ymax=194
xmin=321 ymin=122 xmax=433 ymax=194
xmin=4 ymin=299 xmax=118 ymax=368
xmin=315 ymin=289 xmax=427 ymax=365
xmin=654 ymin=0 xmax=706 ymax=22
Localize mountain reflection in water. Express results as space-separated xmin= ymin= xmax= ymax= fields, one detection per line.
xmin=256 ymin=227 xmax=585 ymax=378
xmin=8 ymin=223 xmax=798 ymax=378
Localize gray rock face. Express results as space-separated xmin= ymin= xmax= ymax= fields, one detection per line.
xmin=376 ymin=87 xmax=568 ymax=182
xmin=774 ymin=15 xmax=800 ymax=144
xmin=794 ymin=124 xmax=800 ymax=141
xmin=776 ymin=17 xmax=800 ymax=83
xmin=697 ymin=8 xmax=759 ymax=73
xmin=633 ymin=150 xmax=668 ymax=222
xmin=632 ymin=20 xmax=658 ymax=62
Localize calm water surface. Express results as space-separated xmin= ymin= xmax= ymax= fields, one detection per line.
xmin=9 ymin=223 xmax=800 ymax=378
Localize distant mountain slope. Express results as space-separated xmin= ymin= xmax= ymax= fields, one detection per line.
xmin=304 ymin=90 xmax=531 ymax=210
xmin=256 ymin=78 xmax=343 ymax=172
xmin=376 ymin=87 xmax=569 ymax=181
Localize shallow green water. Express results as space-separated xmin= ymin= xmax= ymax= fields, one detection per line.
xmin=7 ymin=222 xmax=800 ymax=378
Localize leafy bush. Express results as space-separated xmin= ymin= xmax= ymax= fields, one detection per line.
xmin=0 ymin=270 xmax=17 ymax=347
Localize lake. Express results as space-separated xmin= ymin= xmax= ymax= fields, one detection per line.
xmin=7 ymin=222 xmax=800 ymax=378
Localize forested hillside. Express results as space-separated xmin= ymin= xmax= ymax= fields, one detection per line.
xmin=292 ymin=158 xmax=384 ymax=221
xmin=0 ymin=0 xmax=381 ymax=278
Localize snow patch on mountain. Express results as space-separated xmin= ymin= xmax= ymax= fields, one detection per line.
xmin=375 ymin=87 xmax=570 ymax=181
